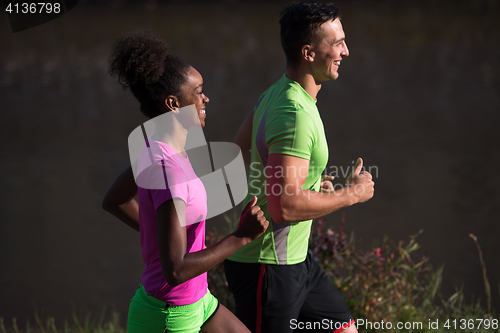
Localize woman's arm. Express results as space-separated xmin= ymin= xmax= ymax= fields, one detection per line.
xmin=156 ymin=196 xmax=267 ymax=287
xmin=234 ymin=111 xmax=254 ymax=165
xmin=102 ymin=166 xmax=140 ymax=232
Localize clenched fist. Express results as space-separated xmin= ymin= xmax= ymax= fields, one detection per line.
xmin=234 ymin=196 xmax=269 ymax=242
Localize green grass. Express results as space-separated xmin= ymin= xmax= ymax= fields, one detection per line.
xmin=0 ymin=309 xmax=125 ymax=333
xmin=2 ymin=212 xmax=498 ymax=332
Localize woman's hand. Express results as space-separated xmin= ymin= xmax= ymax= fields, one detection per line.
xmin=234 ymin=196 xmax=269 ymax=243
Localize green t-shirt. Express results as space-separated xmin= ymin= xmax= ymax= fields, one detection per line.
xmin=229 ymin=74 xmax=328 ymax=265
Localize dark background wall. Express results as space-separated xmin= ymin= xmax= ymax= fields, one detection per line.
xmin=1 ymin=0 xmax=499 ymax=323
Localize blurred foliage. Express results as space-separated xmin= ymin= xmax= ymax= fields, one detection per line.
xmin=206 ymin=212 xmax=499 ymax=332
xmin=1 ymin=212 xmax=498 ymax=332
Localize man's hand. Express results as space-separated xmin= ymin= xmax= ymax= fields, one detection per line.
xmin=234 ymin=196 xmax=269 ymax=242
xmin=345 ymin=158 xmax=374 ymax=204
xmin=320 ymin=175 xmax=335 ymax=193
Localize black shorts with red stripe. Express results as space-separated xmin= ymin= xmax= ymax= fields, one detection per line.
xmin=224 ymin=252 xmax=354 ymax=333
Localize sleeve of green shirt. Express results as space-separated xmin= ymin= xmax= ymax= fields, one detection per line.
xmin=266 ymin=107 xmax=317 ymax=160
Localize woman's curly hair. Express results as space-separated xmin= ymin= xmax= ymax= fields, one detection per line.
xmin=109 ymin=30 xmax=190 ymax=118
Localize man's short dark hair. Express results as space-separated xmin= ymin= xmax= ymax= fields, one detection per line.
xmin=280 ymin=2 xmax=340 ymax=67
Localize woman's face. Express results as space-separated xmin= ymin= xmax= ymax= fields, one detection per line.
xmin=178 ymin=66 xmax=209 ymax=128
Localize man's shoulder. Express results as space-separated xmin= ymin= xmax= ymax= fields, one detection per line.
xmin=260 ymin=85 xmax=310 ymax=113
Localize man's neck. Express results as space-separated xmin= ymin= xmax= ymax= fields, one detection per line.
xmin=286 ymin=67 xmax=322 ymax=100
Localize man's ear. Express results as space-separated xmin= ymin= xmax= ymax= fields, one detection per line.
xmin=165 ymin=95 xmax=180 ymax=111
xmin=301 ymin=45 xmax=315 ymax=62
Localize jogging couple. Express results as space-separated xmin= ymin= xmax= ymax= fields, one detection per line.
xmin=103 ymin=2 xmax=374 ymax=332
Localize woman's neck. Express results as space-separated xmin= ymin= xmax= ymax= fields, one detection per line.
xmin=151 ymin=112 xmax=188 ymax=157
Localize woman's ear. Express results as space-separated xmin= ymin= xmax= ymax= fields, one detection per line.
xmin=301 ymin=45 xmax=315 ymax=62
xmin=165 ymin=95 xmax=180 ymax=111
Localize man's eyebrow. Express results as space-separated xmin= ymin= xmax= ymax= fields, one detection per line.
xmin=333 ymin=37 xmax=345 ymax=44
xmin=195 ymin=83 xmax=203 ymax=90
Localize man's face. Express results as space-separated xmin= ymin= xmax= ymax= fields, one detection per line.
xmin=310 ymin=18 xmax=349 ymax=83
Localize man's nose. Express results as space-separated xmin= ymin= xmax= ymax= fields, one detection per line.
xmin=342 ymin=41 xmax=349 ymax=57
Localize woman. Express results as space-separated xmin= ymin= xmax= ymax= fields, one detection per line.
xmin=102 ymin=30 xmax=268 ymax=333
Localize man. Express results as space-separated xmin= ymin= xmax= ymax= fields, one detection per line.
xmin=225 ymin=3 xmax=374 ymax=333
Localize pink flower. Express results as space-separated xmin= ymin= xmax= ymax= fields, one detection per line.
xmin=375 ymin=248 xmax=386 ymax=261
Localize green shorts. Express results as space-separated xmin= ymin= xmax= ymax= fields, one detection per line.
xmin=127 ymin=284 xmax=220 ymax=333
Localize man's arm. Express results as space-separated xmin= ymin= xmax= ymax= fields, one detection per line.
xmin=266 ymin=154 xmax=374 ymax=223
xmin=234 ymin=111 xmax=254 ymax=165
xmin=102 ymin=166 xmax=140 ymax=232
